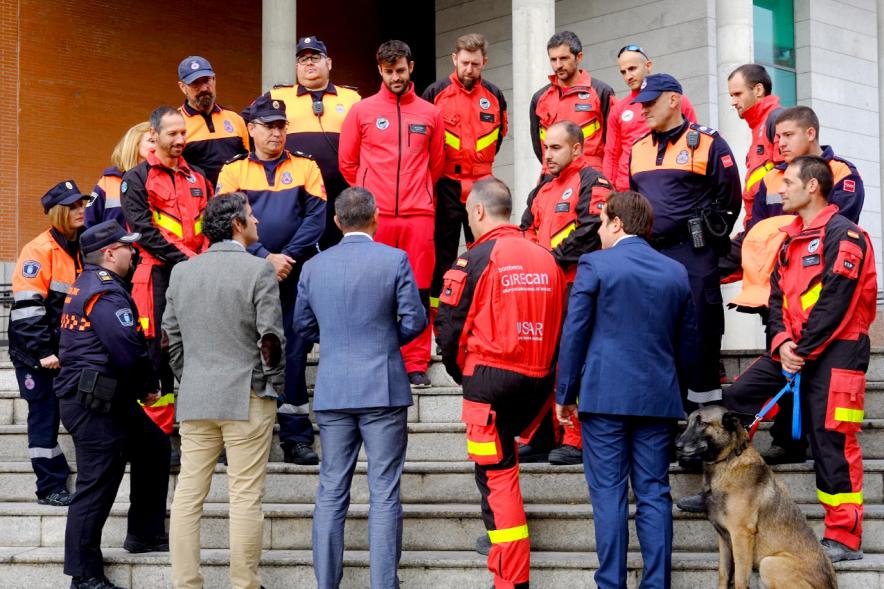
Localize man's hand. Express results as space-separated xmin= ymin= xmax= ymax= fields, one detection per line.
xmin=39 ymin=354 xmax=60 ymax=370
xmin=142 ymin=392 xmax=161 ymax=406
xmin=266 ymin=253 xmax=295 ymax=281
xmin=778 ymin=340 xmax=805 ymax=374
xmin=556 ymin=403 xmax=578 ymax=429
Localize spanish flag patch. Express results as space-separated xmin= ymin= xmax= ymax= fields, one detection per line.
xmin=847 ymin=230 xmax=860 ymax=239
xmin=456 ymin=258 xmax=468 ymax=267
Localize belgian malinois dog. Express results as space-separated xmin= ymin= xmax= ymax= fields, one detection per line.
xmin=676 ymin=405 xmax=837 ymax=589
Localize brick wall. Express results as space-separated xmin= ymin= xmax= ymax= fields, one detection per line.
xmin=0 ymin=0 xmax=20 ymax=260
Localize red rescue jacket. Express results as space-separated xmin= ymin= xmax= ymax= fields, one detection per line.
xmin=435 ymin=224 xmax=565 ymax=381
xmin=530 ymin=70 xmax=616 ymax=172
xmin=741 ymin=94 xmax=784 ymax=227
xmin=769 ymin=205 xmax=876 ymax=362
xmin=339 ymin=82 xmax=445 ymax=216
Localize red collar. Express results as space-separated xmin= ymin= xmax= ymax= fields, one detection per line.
xmin=472 ymin=224 xmax=521 ymax=247
xmin=549 ymin=69 xmax=591 ymax=92
xmin=550 ymin=161 xmax=581 ymax=184
xmin=742 ymin=94 xmax=781 ymax=129
xmin=782 ymin=204 xmax=839 ymax=237
xmin=147 ymin=150 xmax=192 ymax=173
xmin=378 ymin=81 xmax=417 ymax=104
xmin=448 ymin=71 xmax=482 ymax=93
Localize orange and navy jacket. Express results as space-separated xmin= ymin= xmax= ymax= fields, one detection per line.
xmin=85 ymin=166 xmax=125 ymax=228
xmin=179 ymin=101 xmax=249 ymax=187
xmin=435 ymin=224 xmax=565 ymax=383
xmin=520 ymin=161 xmax=611 ymax=282
xmin=629 ymin=119 xmax=742 ymax=239
xmin=265 ymin=82 xmax=361 ymax=199
xmin=422 ymin=72 xmax=508 ymax=181
xmin=9 ymin=228 xmax=83 ymax=368
xmin=121 ymin=151 xmax=212 ymax=267
xmin=740 ymin=94 xmax=784 ymax=227
xmin=750 ymin=145 xmax=864 ymax=229
xmin=339 ymin=82 xmax=445 ymax=217
xmin=530 ymin=69 xmax=617 ymax=172
xmin=603 ymin=90 xmax=697 ymax=191
xmin=217 ymin=150 xmax=326 ymax=260
xmin=769 ymin=205 xmax=876 ymax=361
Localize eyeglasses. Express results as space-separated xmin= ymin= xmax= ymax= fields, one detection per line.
xmin=103 ymin=243 xmax=134 ymax=254
xmin=297 ymin=53 xmax=326 ymax=65
xmin=617 ymin=44 xmax=648 ymax=59
xmin=254 ymin=121 xmax=289 ymax=131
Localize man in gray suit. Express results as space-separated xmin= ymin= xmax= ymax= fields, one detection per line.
xmin=295 ymin=186 xmax=427 ymax=589
xmin=163 ymin=192 xmax=285 ymax=589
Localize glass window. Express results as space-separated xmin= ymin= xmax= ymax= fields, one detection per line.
xmin=753 ymin=0 xmax=796 ymax=106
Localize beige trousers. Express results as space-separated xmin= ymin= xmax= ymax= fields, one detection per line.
xmin=170 ymin=393 xmax=277 ymax=589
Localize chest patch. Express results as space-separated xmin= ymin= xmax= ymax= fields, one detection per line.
xmin=676 ymin=150 xmax=689 ymax=165
xmin=281 ymin=171 xmax=293 ymax=185
xmin=479 ymin=97 xmax=491 ymax=110
xmin=223 ymin=120 xmax=234 ymax=133
xmin=186 ymin=174 xmax=196 ymax=184
xmin=555 ymin=202 xmax=570 ymax=213
xmin=802 ymin=254 xmax=820 ymax=267
xmin=336 ymin=103 xmax=345 ymax=113
xmin=574 ymin=104 xmax=592 ymax=112
xmin=22 ymin=260 xmax=40 ymax=278
xmin=807 ymin=238 xmax=820 ymax=253
xmin=409 ymin=124 xmax=427 ymax=134
xmin=562 ymin=188 xmax=573 ymax=200
xmin=376 ymin=117 xmax=389 ymax=130
xmin=578 ymin=92 xmax=591 ymax=99
xmin=621 ymin=109 xmax=634 ymax=122
xmin=479 ymin=112 xmax=495 ymax=123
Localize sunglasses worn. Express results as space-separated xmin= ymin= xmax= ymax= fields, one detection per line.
xmin=618 ymin=44 xmax=648 ymax=59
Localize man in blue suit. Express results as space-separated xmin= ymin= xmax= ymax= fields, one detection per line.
xmin=294 ymin=186 xmax=427 ymax=589
xmin=555 ymin=191 xmax=698 ymax=589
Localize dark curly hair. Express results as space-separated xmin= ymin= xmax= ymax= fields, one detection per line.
xmin=203 ymin=192 xmax=249 ymax=244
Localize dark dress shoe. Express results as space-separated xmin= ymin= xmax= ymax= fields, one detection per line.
xmin=283 ymin=442 xmax=319 ymax=465
xmin=408 ymin=371 xmax=432 ymax=388
xmin=123 ymin=533 xmax=169 ymax=553
xmin=548 ymin=444 xmax=582 ymax=465
xmin=821 ymin=538 xmax=863 ymax=562
xmin=475 ymin=533 xmax=491 ymax=555
xmin=761 ymin=444 xmax=806 ymax=465
xmin=70 ymin=576 xmax=125 ymax=589
xmin=518 ymin=443 xmax=550 ymax=464
xmin=38 ymin=488 xmax=73 ymax=506
xmin=676 ymin=492 xmax=707 ymax=513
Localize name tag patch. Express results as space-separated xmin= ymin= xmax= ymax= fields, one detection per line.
xmin=574 ymin=104 xmax=592 ymax=112
xmin=555 ymin=202 xmax=570 ymax=213
xmin=479 ymin=113 xmax=495 ymax=123
xmin=802 ymin=254 xmax=820 ymax=267
xmin=409 ymin=124 xmax=427 ymax=134
xmin=190 ymin=188 xmax=203 ymax=197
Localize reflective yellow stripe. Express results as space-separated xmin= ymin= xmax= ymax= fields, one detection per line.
xmin=747 ymin=161 xmax=775 ymax=191
xmin=550 ymin=222 xmax=577 ymax=249
xmin=139 ymin=393 xmax=175 ymax=408
xmin=429 ymin=296 xmax=440 ymax=309
xmin=800 ymin=282 xmax=822 ymax=311
xmin=194 ymin=216 xmax=203 ymax=236
xmin=834 ymin=407 xmax=864 ymax=423
xmin=476 ymin=128 xmax=500 ymax=152
xmin=488 ymin=524 xmax=529 ymax=544
xmin=152 ymin=211 xmax=183 ymax=238
xmin=539 ymin=127 xmax=546 ymax=142
xmin=582 ymin=120 xmax=601 ymax=139
xmin=817 ymin=489 xmax=863 ymax=507
xmin=467 ymin=439 xmax=498 ymax=456
xmin=139 ymin=317 xmax=150 ymax=330
xmin=445 ymin=131 xmax=461 ymax=150
xmin=782 ymin=295 xmax=788 ymax=310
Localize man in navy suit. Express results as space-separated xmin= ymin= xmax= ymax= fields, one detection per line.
xmin=294 ymin=186 xmax=427 ymax=589
xmin=555 ymin=191 xmax=698 ymax=589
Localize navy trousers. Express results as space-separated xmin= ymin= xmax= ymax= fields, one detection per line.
xmin=582 ymin=414 xmax=674 ymax=589
xmin=312 ymin=406 xmax=408 ymax=589
xmin=277 ymin=272 xmax=315 ymax=447
xmin=15 ymin=367 xmax=70 ymax=498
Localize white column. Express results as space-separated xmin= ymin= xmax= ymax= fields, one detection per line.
xmin=510 ymin=0 xmax=554 ymax=221
xmin=262 ymin=0 xmax=297 ymax=92
xmin=715 ymin=0 xmax=766 ymax=350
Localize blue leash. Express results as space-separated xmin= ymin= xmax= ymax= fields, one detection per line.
xmin=748 ymin=371 xmax=801 ymax=440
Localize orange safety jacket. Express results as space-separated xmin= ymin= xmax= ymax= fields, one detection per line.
xmin=728 ymin=215 xmax=793 ymax=312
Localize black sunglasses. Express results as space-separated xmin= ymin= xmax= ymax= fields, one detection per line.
xmin=617 ymin=44 xmax=648 ymax=59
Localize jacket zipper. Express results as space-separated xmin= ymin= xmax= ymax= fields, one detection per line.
xmin=395 ymin=96 xmax=402 ymax=217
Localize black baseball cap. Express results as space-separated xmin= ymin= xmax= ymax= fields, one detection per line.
xmin=80 ymin=220 xmax=141 ymax=255
xmin=632 ymin=73 xmax=683 ymax=103
xmin=178 ymin=55 xmax=215 ymax=84
xmin=245 ymin=95 xmax=288 ymax=124
xmin=296 ymin=36 xmax=327 ymax=56
xmin=41 ymin=180 xmax=89 ymax=214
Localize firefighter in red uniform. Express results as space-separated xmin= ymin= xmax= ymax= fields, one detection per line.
xmin=603 ymin=44 xmax=697 ymax=191
xmin=519 ymin=120 xmax=611 ymax=465
xmin=436 ymin=177 xmax=565 ymax=589
xmin=686 ymin=155 xmax=876 ymax=563
xmin=720 ymin=63 xmax=784 ymax=282
xmin=339 ymin=40 xmax=444 ymax=387
xmin=422 ymin=33 xmax=508 ymax=325
xmin=122 ymin=106 xmax=212 ymax=436
xmin=530 ymin=31 xmax=616 ymax=174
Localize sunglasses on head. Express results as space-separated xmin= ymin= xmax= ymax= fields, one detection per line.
xmin=618 ymin=44 xmax=648 ymax=59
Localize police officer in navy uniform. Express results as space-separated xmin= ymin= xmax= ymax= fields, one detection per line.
xmin=55 ymin=221 xmax=171 ymax=589
xmin=629 ymin=74 xmax=741 ymax=417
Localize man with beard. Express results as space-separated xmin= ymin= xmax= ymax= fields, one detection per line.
xmin=176 ymin=56 xmax=249 ymax=187
xmin=422 ymin=33 xmax=508 ymax=330
xmin=122 ymin=106 xmax=212 ymax=436
xmin=339 ymin=40 xmax=444 ymax=388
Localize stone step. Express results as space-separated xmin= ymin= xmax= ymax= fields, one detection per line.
xmin=0 ymin=548 xmax=880 ymax=589
xmin=3 ymin=459 xmax=882 ymax=508
xmin=4 ymin=501 xmax=884 ymax=554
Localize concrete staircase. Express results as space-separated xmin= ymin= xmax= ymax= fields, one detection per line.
xmin=1 ymin=351 xmax=884 ymax=587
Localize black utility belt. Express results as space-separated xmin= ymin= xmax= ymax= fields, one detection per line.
xmin=76 ymin=369 xmax=118 ymax=414
xmin=649 ymin=226 xmax=693 ymax=251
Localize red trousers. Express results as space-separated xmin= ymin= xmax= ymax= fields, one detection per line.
xmin=376 ymin=214 xmax=434 ymax=373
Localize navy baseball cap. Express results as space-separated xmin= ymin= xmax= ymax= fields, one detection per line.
xmin=80 ymin=220 xmax=141 ymax=255
xmin=296 ymin=36 xmax=327 ymax=56
xmin=632 ymin=73 xmax=683 ymax=103
xmin=41 ymin=180 xmax=89 ymax=213
xmin=178 ymin=55 xmax=215 ymax=84
xmin=245 ymin=95 xmax=288 ymax=124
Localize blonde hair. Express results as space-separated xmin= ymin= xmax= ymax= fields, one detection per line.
xmin=111 ymin=121 xmax=151 ymax=171
xmin=455 ymin=33 xmax=487 ymax=56
xmin=47 ymin=203 xmax=79 ymax=239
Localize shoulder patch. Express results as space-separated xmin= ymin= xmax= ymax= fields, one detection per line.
xmin=120 ymin=181 xmax=128 ymax=194
xmin=272 ymin=84 xmax=295 ymax=89
xmin=292 ymin=150 xmax=314 ymax=160
xmin=693 ymin=124 xmax=718 ymax=136
xmin=21 ymin=260 xmax=41 ymax=278
xmin=847 ymin=230 xmax=860 ymax=239
xmin=596 ymin=177 xmax=610 ymax=186
xmin=115 ymin=308 xmax=135 ymax=327
xmin=456 ymin=258 xmax=468 ymax=267
xmin=97 ymin=270 xmax=113 ymax=282
xmin=843 ymin=179 xmax=856 ymax=193
xmin=225 ymin=152 xmax=248 ymax=165
xmin=338 ymin=84 xmax=359 ymax=92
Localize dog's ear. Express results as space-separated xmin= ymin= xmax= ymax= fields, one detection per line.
xmin=722 ymin=411 xmax=743 ymax=433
